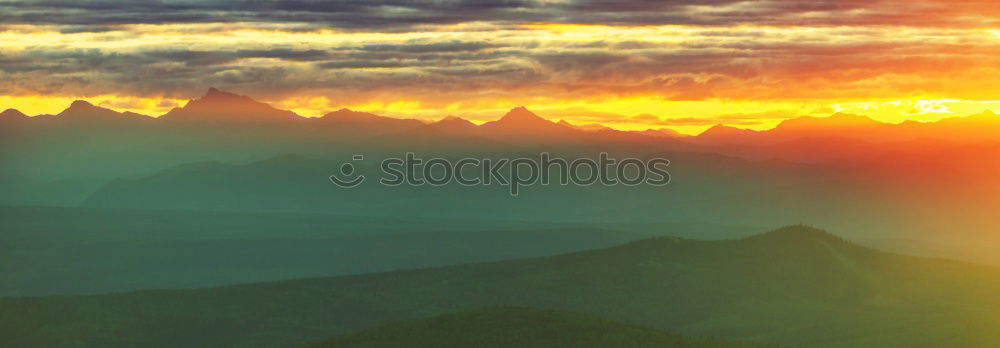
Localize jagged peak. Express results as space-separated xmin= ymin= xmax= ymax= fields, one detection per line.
xmin=478 ymin=107 xmax=585 ymax=136
xmin=196 ymin=87 xmax=254 ymax=103
xmin=499 ymin=106 xmax=546 ymax=123
xmin=160 ymin=87 xmax=298 ymax=121
xmin=57 ymin=100 xmax=120 ymax=117
xmin=202 ymin=87 xmax=239 ymax=99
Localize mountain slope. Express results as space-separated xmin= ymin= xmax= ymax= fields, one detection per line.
xmin=78 ymin=151 xmax=843 ymax=229
xmin=694 ymin=110 xmax=1000 ymax=146
xmin=3 ymin=226 xmax=1000 ymax=347
xmin=159 ymin=87 xmax=300 ymax=123
xmin=0 ymin=108 xmax=28 ymax=121
xmin=309 ymin=307 xmax=758 ymax=348
xmin=0 ymin=205 xmax=646 ymax=296
xmin=429 ymin=115 xmax=478 ymax=133
xmin=480 ymin=107 xmax=580 ymax=138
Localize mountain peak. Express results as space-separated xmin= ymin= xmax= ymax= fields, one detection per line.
xmin=435 ymin=115 xmax=474 ymax=125
xmin=69 ymin=100 xmax=95 ymax=108
xmin=500 ymin=106 xmax=545 ymax=123
xmin=480 ymin=107 xmax=580 ymax=137
xmin=0 ymin=108 xmax=28 ymax=120
xmin=317 ymin=108 xmax=424 ymax=131
xmin=197 ymin=87 xmax=253 ymax=104
xmin=429 ymin=115 xmax=478 ymax=132
xmin=321 ymin=108 xmax=382 ymax=121
xmin=57 ymin=100 xmax=121 ymax=118
xmin=555 ymin=119 xmax=610 ymax=132
xmin=744 ymin=225 xmax=848 ymax=245
xmin=698 ymin=124 xmax=756 ymax=137
xmin=160 ymin=88 xmax=298 ymax=122
xmin=966 ymin=109 xmax=999 ymax=120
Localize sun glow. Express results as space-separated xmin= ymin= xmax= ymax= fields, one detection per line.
xmin=4 ymin=21 xmax=1000 ymax=131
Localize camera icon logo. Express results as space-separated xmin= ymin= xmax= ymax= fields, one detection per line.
xmin=329 ymin=155 xmax=366 ymax=188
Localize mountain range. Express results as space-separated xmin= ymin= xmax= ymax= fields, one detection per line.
xmin=5 ymin=88 xmax=1000 ymax=145
xmin=4 ymin=226 xmax=1000 ymax=347
xmin=5 ymin=88 xmax=1000 ymax=266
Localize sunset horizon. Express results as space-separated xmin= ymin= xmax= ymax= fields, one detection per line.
xmin=5 ymin=1 xmax=1000 ymax=134
xmin=5 ymin=86 xmax=1000 ymax=135
xmin=6 ymin=1 xmax=1000 ymax=347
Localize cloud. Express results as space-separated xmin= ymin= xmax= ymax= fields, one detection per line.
xmin=5 ymin=24 xmax=1000 ymax=104
xmin=0 ymin=0 xmax=542 ymax=29
xmin=2 ymin=0 xmax=999 ymax=30
xmin=358 ymin=40 xmax=502 ymax=53
xmin=4 ymin=0 xmax=1000 ymax=124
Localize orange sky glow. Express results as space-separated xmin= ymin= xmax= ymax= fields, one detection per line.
xmin=4 ymin=1 xmax=1000 ymax=134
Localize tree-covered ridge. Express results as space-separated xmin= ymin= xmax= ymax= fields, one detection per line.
xmin=309 ymin=306 xmax=761 ymax=348
xmin=4 ymin=226 xmax=1000 ymax=347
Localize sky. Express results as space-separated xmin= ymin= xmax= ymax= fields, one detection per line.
xmin=3 ymin=0 xmax=1000 ymax=133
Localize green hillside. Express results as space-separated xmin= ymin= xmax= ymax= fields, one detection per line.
xmin=309 ymin=307 xmax=758 ymax=348
xmin=0 ymin=205 xmax=653 ymax=296
xmin=3 ymin=226 xmax=1000 ymax=347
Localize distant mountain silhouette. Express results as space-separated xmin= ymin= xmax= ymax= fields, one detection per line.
xmin=694 ymin=124 xmax=760 ymax=144
xmin=695 ymin=110 xmax=1000 ymax=146
xmin=638 ymin=128 xmax=686 ymax=138
xmin=558 ymin=119 xmax=613 ymax=132
xmin=159 ymin=87 xmax=299 ymax=123
xmin=80 ymin=149 xmax=808 ymax=222
xmin=318 ymin=108 xmax=423 ymax=131
xmin=0 ymin=108 xmax=28 ymax=121
xmin=5 ymin=88 xmax=1000 ymax=148
xmin=749 ymin=113 xmax=888 ymax=144
xmin=429 ymin=115 xmax=478 ymax=132
xmin=919 ymin=110 xmax=1000 ymax=141
xmin=59 ymin=100 xmax=120 ymax=118
xmin=480 ymin=107 xmax=580 ymax=138
xmin=38 ymin=100 xmax=152 ymax=123
xmin=8 ymin=225 xmax=1000 ymax=347
xmin=0 ymin=205 xmax=645 ymax=296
